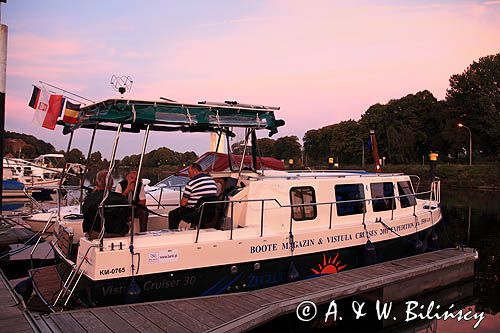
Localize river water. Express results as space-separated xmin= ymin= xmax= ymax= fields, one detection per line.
xmin=435 ymin=188 xmax=500 ymax=332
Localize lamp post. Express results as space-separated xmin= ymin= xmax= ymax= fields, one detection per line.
xmin=358 ymin=138 xmax=365 ymax=168
xmin=458 ymin=123 xmax=472 ymax=166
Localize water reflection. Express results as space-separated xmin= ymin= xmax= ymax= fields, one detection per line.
xmin=438 ymin=189 xmax=500 ymax=328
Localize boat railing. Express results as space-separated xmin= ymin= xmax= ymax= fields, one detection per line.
xmin=53 ymin=242 xmax=99 ymax=310
xmin=93 ymin=179 xmax=440 ymax=243
xmin=408 ymin=175 xmax=421 ymax=192
xmin=259 ymin=172 xmax=405 ymax=180
xmin=30 ymin=211 xmax=57 ymax=268
xmin=194 ymin=179 xmax=441 ymax=242
xmin=22 ymin=188 xmax=48 ymax=213
xmin=288 ymin=169 xmax=368 ymax=173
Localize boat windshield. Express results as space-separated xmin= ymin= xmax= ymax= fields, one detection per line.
xmin=153 ymin=175 xmax=189 ymax=189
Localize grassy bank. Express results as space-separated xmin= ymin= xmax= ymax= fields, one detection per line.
xmin=380 ymin=164 xmax=500 ymax=190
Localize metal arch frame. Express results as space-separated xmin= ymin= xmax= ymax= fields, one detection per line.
xmin=98 ymin=124 xmax=123 ymax=249
xmin=79 ymin=124 xmax=98 ymax=213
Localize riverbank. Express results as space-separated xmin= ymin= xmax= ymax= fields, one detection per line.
xmin=104 ymin=163 xmax=500 ymax=190
xmin=380 ymin=164 xmax=500 ymax=190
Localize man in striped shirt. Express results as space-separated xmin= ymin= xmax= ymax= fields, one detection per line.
xmin=168 ymin=163 xmax=218 ymax=229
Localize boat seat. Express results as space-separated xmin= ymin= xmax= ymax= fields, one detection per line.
xmin=55 ymin=226 xmax=74 ymax=258
xmin=193 ymin=195 xmax=220 ymax=229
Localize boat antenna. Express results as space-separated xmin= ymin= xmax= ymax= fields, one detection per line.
xmin=110 ymin=75 xmax=133 ymax=95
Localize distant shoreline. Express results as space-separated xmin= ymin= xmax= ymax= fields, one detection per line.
xmin=359 ymin=164 xmax=500 ymax=191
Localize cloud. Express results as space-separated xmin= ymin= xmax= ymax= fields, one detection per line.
xmin=482 ymin=0 xmax=500 ymax=5
xmin=194 ymin=16 xmax=271 ymax=28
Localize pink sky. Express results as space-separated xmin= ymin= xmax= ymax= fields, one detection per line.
xmin=4 ymin=0 xmax=500 ymax=157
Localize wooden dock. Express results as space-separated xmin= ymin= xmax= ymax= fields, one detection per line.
xmin=20 ymin=247 xmax=478 ymax=332
xmin=0 ymin=268 xmax=36 ymax=333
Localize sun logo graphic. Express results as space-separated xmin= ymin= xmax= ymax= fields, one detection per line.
xmin=311 ymin=253 xmax=347 ymax=275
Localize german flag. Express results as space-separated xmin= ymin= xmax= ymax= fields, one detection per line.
xmin=63 ymin=100 xmax=81 ymax=124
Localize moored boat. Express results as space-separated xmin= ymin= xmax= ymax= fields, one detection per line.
xmin=28 ymin=98 xmax=441 ymax=310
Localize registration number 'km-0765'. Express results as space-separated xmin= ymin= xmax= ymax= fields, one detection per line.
xmin=100 ymin=267 xmax=126 ymax=276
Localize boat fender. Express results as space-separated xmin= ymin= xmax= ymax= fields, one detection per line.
xmin=287 ymin=231 xmax=299 ymax=281
xmin=421 ymin=235 xmax=428 ymax=252
xmin=124 ymin=278 xmax=142 ymax=304
xmin=429 ymin=229 xmax=439 ymax=249
xmin=288 ymin=261 xmax=299 ymax=281
xmin=414 ymin=235 xmax=424 ymax=254
xmin=363 ymin=240 xmax=377 ymax=265
xmin=14 ymin=277 xmax=33 ymax=302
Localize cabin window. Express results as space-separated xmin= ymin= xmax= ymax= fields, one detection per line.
xmin=335 ymin=184 xmax=366 ymax=216
xmin=370 ymin=182 xmax=395 ymax=212
xmin=398 ymin=181 xmax=416 ymax=208
xmin=290 ymin=187 xmax=317 ymax=221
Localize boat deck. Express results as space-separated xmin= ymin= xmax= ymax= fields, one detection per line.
xmin=29 ymin=247 xmax=476 ymax=332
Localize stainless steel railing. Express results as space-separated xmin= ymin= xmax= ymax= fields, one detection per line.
xmin=194 ymin=179 xmax=440 ymax=242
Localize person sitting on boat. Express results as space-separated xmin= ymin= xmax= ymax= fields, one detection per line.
xmin=115 ymin=170 xmax=149 ymax=232
xmin=168 ymin=163 xmax=218 ymax=230
xmin=82 ymin=170 xmax=131 ymax=240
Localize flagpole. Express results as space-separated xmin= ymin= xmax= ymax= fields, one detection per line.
xmin=31 ymin=83 xmax=83 ymax=105
xmin=38 ymin=80 xmax=95 ymax=104
xmin=0 ymin=5 xmax=7 ymax=212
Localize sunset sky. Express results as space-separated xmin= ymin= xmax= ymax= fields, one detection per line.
xmin=3 ymin=0 xmax=500 ymax=158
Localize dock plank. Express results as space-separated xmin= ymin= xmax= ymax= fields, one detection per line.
xmin=153 ymin=302 xmax=211 ymax=332
xmin=240 ymin=292 xmax=278 ymax=305
xmin=133 ymin=304 xmax=191 ymax=333
xmin=251 ymin=290 xmax=283 ymax=303
xmin=0 ymin=316 xmax=33 ymax=333
xmin=51 ymin=312 xmax=87 ymax=333
xmin=233 ymin=293 xmax=268 ymax=307
xmin=202 ymin=295 xmax=252 ymax=316
xmin=112 ymin=306 xmax=165 ymax=333
xmin=70 ymin=311 xmax=112 ymax=333
xmin=264 ymin=285 xmax=297 ymax=298
xmin=225 ymin=294 xmax=260 ymax=313
xmin=91 ymin=308 xmax=138 ymax=333
xmin=169 ymin=300 xmax=225 ymax=328
xmin=184 ymin=298 xmax=240 ymax=323
xmin=0 ymin=269 xmax=34 ymax=333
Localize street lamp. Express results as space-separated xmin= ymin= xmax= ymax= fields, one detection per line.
xmin=458 ymin=123 xmax=472 ymax=166
xmin=357 ymin=138 xmax=365 ymax=168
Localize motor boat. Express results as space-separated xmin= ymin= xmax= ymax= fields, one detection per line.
xmin=28 ymin=98 xmax=441 ymax=310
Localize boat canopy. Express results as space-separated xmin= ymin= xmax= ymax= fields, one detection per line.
xmin=66 ymin=99 xmax=284 ymax=136
xmin=176 ymin=151 xmax=285 ymax=176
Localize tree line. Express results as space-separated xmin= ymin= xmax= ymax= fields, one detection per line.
xmin=5 ymin=53 xmax=498 ymax=168
xmin=261 ymin=53 xmax=500 ymax=167
xmin=304 ymin=53 xmax=500 ymax=166
xmin=63 ymin=147 xmax=198 ymax=172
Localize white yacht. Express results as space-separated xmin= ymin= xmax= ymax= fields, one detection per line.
xmin=3 ymin=154 xmax=65 ymax=187
xmin=28 ymin=98 xmax=441 ymax=309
